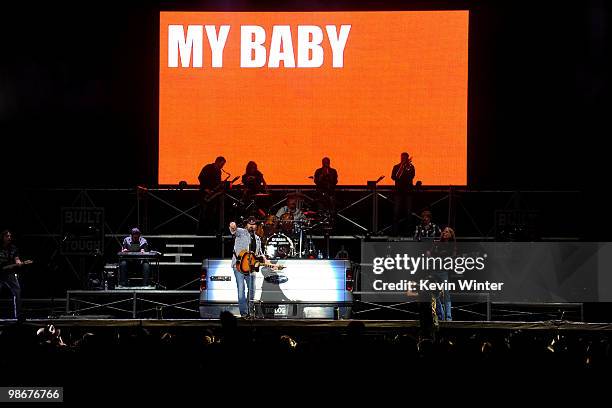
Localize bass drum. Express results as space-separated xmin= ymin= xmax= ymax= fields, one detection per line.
xmin=264 ymin=233 xmax=295 ymax=259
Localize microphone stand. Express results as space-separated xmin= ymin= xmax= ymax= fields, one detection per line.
xmin=367 ymin=176 xmax=385 ymax=235
xmin=47 ymin=233 xmax=70 ymax=319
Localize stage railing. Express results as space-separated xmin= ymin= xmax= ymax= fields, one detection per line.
xmin=15 ymin=185 xmax=582 ymax=239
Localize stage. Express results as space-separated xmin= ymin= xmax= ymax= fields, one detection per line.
xmin=0 ymin=1 xmax=608 ymax=399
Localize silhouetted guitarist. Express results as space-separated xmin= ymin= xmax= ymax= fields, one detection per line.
xmin=198 ymin=156 xmax=227 ymax=234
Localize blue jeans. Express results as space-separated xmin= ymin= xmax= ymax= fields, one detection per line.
xmin=436 ymin=291 xmax=452 ymax=321
xmin=0 ymin=274 xmax=21 ymax=319
xmin=233 ymin=267 xmax=255 ymax=316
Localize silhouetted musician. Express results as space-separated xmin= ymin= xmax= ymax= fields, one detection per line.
xmin=241 ymin=161 xmax=268 ymax=216
xmin=198 ymin=156 xmax=227 ymax=234
xmin=242 ymin=161 xmax=267 ymax=196
xmin=391 ymin=152 xmax=416 ymax=236
xmin=314 ymin=157 xmax=338 ymax=193
xmin=313 ymin=157 xmax=338 ymax=218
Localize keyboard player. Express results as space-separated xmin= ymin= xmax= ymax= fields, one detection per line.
xmin=119 ymin=227 xmax=150 ymax=287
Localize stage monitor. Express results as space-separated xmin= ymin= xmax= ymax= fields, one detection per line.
xmin=159 ymin=11 xmax=468 ymax=185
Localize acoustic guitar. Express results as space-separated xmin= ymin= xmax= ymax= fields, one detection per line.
xmin=237 ymin=250 xmax=285 ymax=275
xmin=1 ymin=260 xmax=33 ymax=275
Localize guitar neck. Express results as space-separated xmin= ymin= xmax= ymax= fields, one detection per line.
xmin=259 ymin=262 xmax=284 ymax=269
xmin=1 ymin=260 xmax=33 ymax=271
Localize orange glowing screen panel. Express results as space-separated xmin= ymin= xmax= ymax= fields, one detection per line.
xmin=159 ymin=11 xmax=468 ymax=185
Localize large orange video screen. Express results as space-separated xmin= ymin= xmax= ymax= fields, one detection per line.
xmin=159 ymin=11 xmax=468 ymax=185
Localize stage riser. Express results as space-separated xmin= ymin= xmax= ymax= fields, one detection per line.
xmin=199 ymin=304 xmax=352 ymax=319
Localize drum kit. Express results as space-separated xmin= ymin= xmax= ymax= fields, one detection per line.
xmin=256 ymin=212 xmax=308 ymax=259
xmin=250 ymin=197 xmax=332 ymax=260
xmin=233 ymin=190 xmax=333 ymax=259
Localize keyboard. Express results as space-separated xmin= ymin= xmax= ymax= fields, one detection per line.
xmin=117 ymin=251 xmax=162 ymax=258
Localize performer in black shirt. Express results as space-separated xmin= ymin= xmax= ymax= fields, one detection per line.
xmin=241 ymin=161 xmax=267 ymax=216
xmin=313 ymin=157 xmax=338 ymax=222
xmin=197 ymin=156 xmax=226 ymax=234
xmin=314 ymin=157 xmax=338 ymax=193
xmin=414 ymin=210 xmax=441 ymax=241
xmin=0 ymin=230 xmax=23 ymax=319
xmin=199 ymin=156 xmax=226 ymax=192
xmin=391 ymin=152 xmax=416 ymax=236
xmin=242 ymin=161 xmax=266 ymax=196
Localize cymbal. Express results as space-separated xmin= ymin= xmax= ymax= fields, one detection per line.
xmin=303 ymin=211 xmax=318 ymax=215
xmin=254 ymin=193 xmax=271 ymax=197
